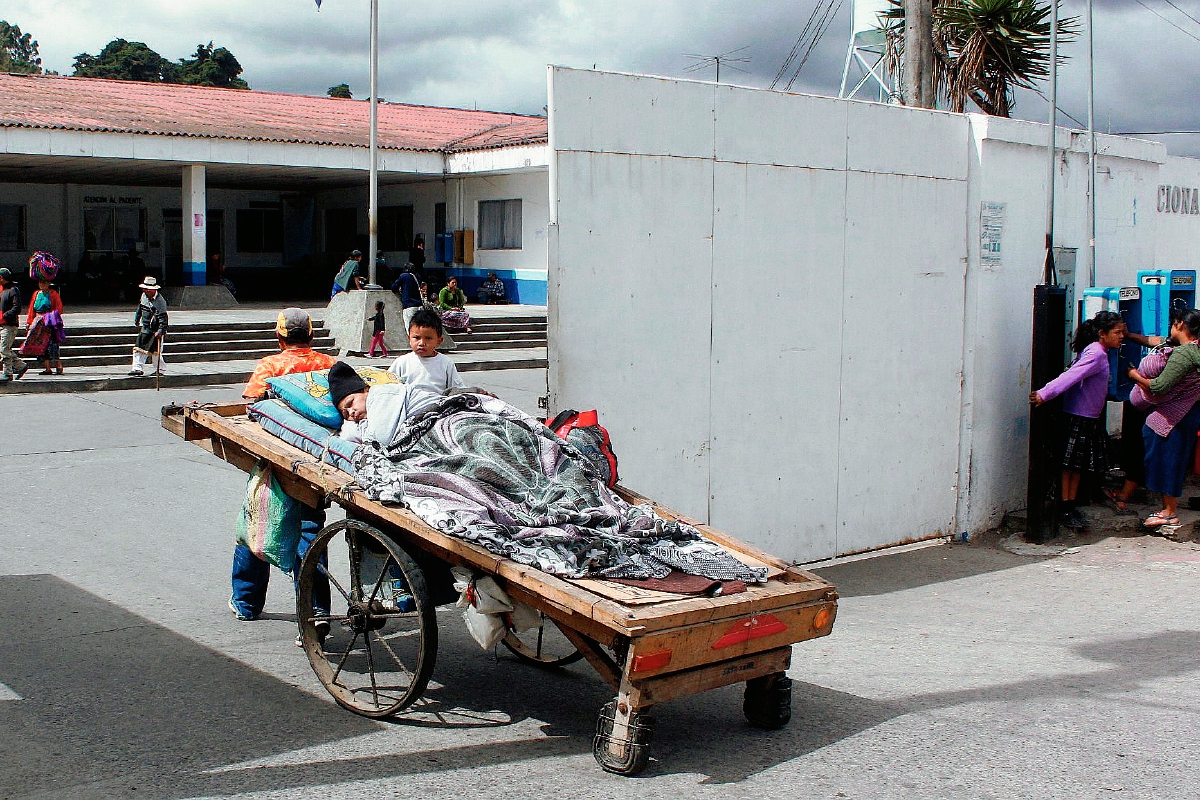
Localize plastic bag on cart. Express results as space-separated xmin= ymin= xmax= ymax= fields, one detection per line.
xmin=451 ymin=567 xmax=539 ymax=649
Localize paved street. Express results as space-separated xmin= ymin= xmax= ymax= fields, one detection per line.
xmin=1 ymin=377 xmax=1198 ymax=799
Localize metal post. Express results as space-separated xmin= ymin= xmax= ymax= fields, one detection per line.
xmin=1086 ymin=0 xmax=1096 ymax=288
xmin=1045 ymin=0 xmax=1058 ymax=278
xmin=367 ymin=0 xmax=379 ymax=286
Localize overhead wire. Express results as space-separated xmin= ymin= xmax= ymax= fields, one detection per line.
xmin=1158 ymin=0 xmax=1200 ymax=30
xmin=1134 ymin=0 xmax=1200 ymax=44
xmin=770 ymin=2 xmax=826 ymax=89
xmin=786 ymin=0 xmax=845 ymax=91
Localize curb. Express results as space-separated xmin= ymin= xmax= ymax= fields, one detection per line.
xmin=0 ymin=357 xmax=548 ymax=395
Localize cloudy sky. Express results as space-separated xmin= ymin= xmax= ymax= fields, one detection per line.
xmin=7 ymin=0 xmax=1200 ymax=154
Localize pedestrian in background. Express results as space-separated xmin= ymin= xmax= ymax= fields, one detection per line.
xmin=1030 ymin=310 xmax=1126 ymax=529
xmin=129 ymin=276 xmax=168 ymax=377
xmin=331 ymin=250 xmax=363 ymax=297
xmin=368 ymin=299 xmax=389 ymax=358
xmin=23 ymin=276 xmax=65 ymax=375
xmin=0 ymin=268 xmax=26 ymax=382
xmin=1126 ymin=308 xmax=1200 ymax=529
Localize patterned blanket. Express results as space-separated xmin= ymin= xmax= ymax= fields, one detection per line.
xmin=352 ymin=395 xmax=766 ymax=583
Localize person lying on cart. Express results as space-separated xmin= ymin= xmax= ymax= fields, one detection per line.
xmin=231 ymin=308 xmax=337 ymax=648
xmin=328 ymin=360 xmax=442 ymax=446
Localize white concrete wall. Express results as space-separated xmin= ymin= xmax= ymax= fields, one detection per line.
xmin=1154 ymin=156 xmax=1200 ymax=272
xmin=316 ymin=170 xmax=549 ymax=276
xmin=548 ymin=68 xmax=971 ymax=561
xmin=547 ymin=67 xmax=1198 ymax=562
xmin=0 ymin=181 xmax=284 ymax=278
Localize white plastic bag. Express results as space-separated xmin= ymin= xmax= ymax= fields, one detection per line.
xmin=451 ymin=567 xmax=515 ymax=650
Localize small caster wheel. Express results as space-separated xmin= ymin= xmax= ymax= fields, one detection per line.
xmin=743 ymin=673 xmax=792 ymax=730
xmin=593 ymin=699 xmax=656 ymax=775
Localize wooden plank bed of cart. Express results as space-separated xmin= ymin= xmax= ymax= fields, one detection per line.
xmin=163 ymin=401 xmax=838 ymax=775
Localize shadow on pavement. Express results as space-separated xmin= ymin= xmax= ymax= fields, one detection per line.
xmin=658 ymin=629 xmax=1200 ymax=784
xmin=811 ymin=538 xmax=1053 ymax=599
xmin=6 ymin=574 xmax=1197 ymax=793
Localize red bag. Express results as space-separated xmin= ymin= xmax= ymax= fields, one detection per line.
xmin=545 ymin=409 xmax=619 ymax=487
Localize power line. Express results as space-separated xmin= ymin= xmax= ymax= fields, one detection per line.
xmin=1159 ymin=0 xmax=1200 ymax=31
xmin=1134 ymin=0 xmax=1200 ymax=44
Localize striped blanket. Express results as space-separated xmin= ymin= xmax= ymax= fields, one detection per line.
xmin=352 ymin=394 xmax=766 ymax=583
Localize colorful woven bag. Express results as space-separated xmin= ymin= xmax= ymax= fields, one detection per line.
xmin=235 ymin=462 xmax=302 ymax=572
xmin=28 ymin=251 xmax=61 ymax=281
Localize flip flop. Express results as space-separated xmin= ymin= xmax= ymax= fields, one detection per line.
xmin=1144 ymin=511 xmax=1180 ymax=528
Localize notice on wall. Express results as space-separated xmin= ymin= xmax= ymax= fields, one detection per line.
xmin=980 ymin=201 xmax=1006 ymax=270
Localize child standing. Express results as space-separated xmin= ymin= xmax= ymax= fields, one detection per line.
xmin=368 ymin=300 xmax=389 ymax=358
xmin=1030 ymin=310 xmax=1126 ymax=529
xmin=388 ymin=308 xmax=465 ymax=394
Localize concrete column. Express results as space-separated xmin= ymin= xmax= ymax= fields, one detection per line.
xmin=181 ymin=164 xmax=206 ymax=286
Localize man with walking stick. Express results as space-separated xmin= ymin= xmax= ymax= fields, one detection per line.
xmin=129 ymin=277 xmax=167 ymax=378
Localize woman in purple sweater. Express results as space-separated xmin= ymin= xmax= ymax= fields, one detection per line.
xmin=1030 ymin=311 xmax=1126 ymax=528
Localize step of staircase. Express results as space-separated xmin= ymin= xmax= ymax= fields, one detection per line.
xmin=5 ymin=308 xmax=548 ymax=393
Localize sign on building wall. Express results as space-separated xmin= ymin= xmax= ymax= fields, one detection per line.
xmin=1157 ymin=185 xmax=1200 ymax=215
xmin=980 ymin=201 xmax=1006 ymax=269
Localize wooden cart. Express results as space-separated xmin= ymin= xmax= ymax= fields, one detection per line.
xmin=162 ymin=402 xmax=838 ymax=775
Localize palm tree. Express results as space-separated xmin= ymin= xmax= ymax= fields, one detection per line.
xmin=881 ymin=0 xmax=1078 ymax=117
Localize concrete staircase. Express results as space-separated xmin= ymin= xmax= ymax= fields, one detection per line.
xmin=22 ymin=313 xmax=547 ymax=368
xmin=47 ymin=321 xmax=338 ymax=369
xmin=4 ymin=308 xmax=547 ymax=393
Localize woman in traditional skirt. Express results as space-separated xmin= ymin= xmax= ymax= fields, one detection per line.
xmin=23 ymin=277 xmax=64 ymax=374
xmin=1031 ymin=310 xmax=1126 ymax=529
xmin=1127 ymin=308 xmax=1200 ymax=529
xmin=437 ymin=276 xmax=472 ymax=332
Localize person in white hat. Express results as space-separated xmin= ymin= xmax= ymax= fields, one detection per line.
xmin=129 ymin=276 xmax=168 ymax=377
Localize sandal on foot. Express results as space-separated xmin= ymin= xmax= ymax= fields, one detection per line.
xmin=1144 ymin=511 xmax=1180 ymax=528
xmin=1103 ymin=488 xmax=1129 ymax=512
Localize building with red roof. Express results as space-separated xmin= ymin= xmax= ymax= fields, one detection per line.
xmin=0 ymin=73 xmax=549 ymax=303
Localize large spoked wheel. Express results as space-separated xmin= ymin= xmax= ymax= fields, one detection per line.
xmin=297 ymin=519 xmax=438 ymax=718
xmin=501 ymin=612 xmax=584 ymax=668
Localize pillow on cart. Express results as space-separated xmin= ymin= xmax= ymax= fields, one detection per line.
xmin=248 ymin=399 xmax=358 ymax=473
xmin=267 ymin=367 xmax=397 ymax=428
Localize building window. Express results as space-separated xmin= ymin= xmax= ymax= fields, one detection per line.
xmin=324 ymin=208 xmax=358 ymax=255
xmin=236 ymin=208 xmax=284 ymax=253
xmin=84 ymin=207 xmax=146 ymax=253
xmin=378 ymin=205 xmax=414 ymax=252
xmin=0 ymin=205 xmax=25 ymax=251
xmin=478 ymin=199 xmax=522 ymax=250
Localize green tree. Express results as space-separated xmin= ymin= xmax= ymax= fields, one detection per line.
xmin=882 ymin=0 xmax=1078 ymax=117
xmin=176 ymin=42 xmax=249 ymax=89
xmin=73 ymin=39 xmax=178 ymax=82
xmin=327 ymin=83 xmax=353 ymax=99
xmin=0 ymin=20 xmax=43 ymax=74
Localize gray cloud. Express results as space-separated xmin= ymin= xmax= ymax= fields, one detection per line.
xmin=7 ymin=0 xmax=1200 ymax=153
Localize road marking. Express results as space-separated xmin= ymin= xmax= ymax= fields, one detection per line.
xmin=0 ymin=681 xmax=21 ymax=701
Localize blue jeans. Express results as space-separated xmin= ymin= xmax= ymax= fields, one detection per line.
xmin=231 ymin=504 xmax=330 ymax=620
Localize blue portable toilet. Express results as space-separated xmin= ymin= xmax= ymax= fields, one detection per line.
xmin=1138 ymin=269 xmax=1197 ymax=337
xmin=1081 ymin=285 xmax=1144 ymax=401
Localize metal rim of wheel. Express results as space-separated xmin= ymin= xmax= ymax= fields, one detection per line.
xmin=297 ymin=518 xmax=438 ymax=718
xmin=500 ymin=612 xmax=584 ymax=668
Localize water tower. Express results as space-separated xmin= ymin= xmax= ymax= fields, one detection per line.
xmin=838 ymin=0 xmax=898 ymax=101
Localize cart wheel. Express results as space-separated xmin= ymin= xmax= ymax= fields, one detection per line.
xmin=297 ymin=519 xmax=437 ymax=719
xmin=501 ymin=613 xmax=584 ymax=668
xmin=743 ymin=673 xmax=792 ymax=730
xmin=593 ymin=699 xmax=655 ymax=776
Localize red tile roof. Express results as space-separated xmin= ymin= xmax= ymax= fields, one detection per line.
xmin=0 ymin=73 xmax=547 ymax=153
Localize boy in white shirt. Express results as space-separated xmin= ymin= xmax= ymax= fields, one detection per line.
xmin=387 ymin=308 xmax=465 ymax=394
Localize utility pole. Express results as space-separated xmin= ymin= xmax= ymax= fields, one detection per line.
xmin=903 ymin=0 xmax=935 ymax=108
